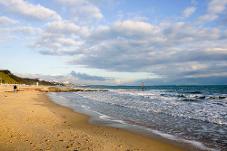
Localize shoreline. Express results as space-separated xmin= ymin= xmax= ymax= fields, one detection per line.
xmin=48 ymin=92 xmax=209 ymax=151
xmin=46 ymin=94 xmax=184 ymax=151
xmin=0 ymin=85 xmax=185 ymax=150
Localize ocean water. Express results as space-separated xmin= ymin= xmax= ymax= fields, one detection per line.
xmin=49 ymin=85 xmax=227 ymax=151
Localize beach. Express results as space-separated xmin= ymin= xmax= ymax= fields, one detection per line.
xmin=0 ymin=85 xmax=184 ymax=151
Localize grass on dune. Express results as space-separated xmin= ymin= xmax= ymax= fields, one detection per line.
xmin=0 ymin=70 xmax=59 ymax=85
xmin=0 ymin=71 xmax=19 ymax=84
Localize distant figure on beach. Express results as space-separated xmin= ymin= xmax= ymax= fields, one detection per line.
xmin=141 ymin=82 xmax=144 ymax=91
xmin=13 ymin=85 xmax=17 ymax=93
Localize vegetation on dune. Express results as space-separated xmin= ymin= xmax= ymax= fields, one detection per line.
xmin=0 ymin=70 xmax=59 ymax=86
xmin=0 ymin=70 xmax=18 ymax=84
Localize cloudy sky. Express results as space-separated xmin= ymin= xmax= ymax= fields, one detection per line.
xmin=0 ymin=0 xmax=227 ymax=85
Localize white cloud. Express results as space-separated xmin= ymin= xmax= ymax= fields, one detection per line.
xmin=56 ymin=0 xmax=84 ymax=5
xmin=0 ymin=0 xmax=61 ymax=21
xmin=56 ymin=0 xmax=103 ymax=20
xmin=79 ymin=4 xmax=103 ymax=19
xmin=0 ymin=25 xmax=42 ymax=45
xmin=91 ymin=20 xmax=162 ymax=42
xmin=46 ymin=20 xmax=90 ymax=37
xmin=33 ymin=20 xmax=90 ymax=55
xmin=15 ymin=26 xmax=42 ymax=34
xmin=206 ymin=47 xmax=227 ymax=54
xmin=198 ymin=0 xmax=227 ymax=23
xmin=47 ymin=21 xmax=80 ymax=34
xmin=182 ymin=6 xmax=196 ymax=18
xmin=0 ymin=16 xmax=17 ymax=25
xmin=34 ymin=33 xmax=84 ymax=55
xmin=114 ymin=20 xmax=159 ymax=35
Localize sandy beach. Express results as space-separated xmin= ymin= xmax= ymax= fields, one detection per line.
xmin=0 ymin=85 xmax=184 ymax=151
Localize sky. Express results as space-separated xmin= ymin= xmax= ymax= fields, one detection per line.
xmin=0 ymin=0 xmax=227 ymax=85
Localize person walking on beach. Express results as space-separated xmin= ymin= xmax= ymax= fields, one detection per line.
xmin=13 ymin=85 xmax=17 ymax=93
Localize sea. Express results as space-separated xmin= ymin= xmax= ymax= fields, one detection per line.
xmin=48 ymin=85 xmax=227 ymax=151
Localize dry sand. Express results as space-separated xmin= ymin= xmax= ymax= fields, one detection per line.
xmin=0 ymin=85 xmax=184 ymax=151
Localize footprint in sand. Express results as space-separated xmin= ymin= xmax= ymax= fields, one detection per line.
xmin=46 ymin=146 xmax=51 ymax=150
xmin=45 ymin=139 xmax=50 ymax=142
xmin=66 ymin=145 xmax=70 ymax=149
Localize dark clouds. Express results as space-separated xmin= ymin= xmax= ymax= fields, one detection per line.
xmin=70 ymin=71 xmax=108 ymax=81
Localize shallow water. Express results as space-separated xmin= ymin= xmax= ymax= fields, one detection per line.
xmin=49 ymin=85 xmax=227 ymax=151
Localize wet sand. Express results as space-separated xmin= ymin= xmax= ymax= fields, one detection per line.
xmin=0 ymin=85 xmax=184 ymax=151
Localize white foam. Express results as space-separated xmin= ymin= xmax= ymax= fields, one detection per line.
xmin=110 ymin=89 xmax=160 ymax=97
xmin=147 ymin=129 xmax=218 ymax=151
xmin=98 ymin=113 xmax=126 ymax=124
xmin=99 ymin=114 xmax=111 ymax=120
xmin=49 ymin=91 xmax=226 ymax=151
xmin=81 ymin=105 xmax=91 ymax=110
